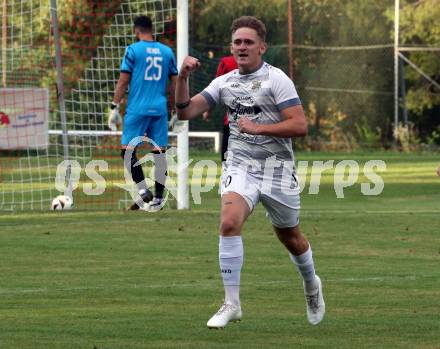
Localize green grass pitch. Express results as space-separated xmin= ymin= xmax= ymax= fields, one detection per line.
xmin=0 ymin=151 xmax=439 ymax=348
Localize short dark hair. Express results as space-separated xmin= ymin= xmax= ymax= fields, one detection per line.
xmin=231 ymin=16 xmax=266 ymax=41
xmin=134 ymin=16 xmax=153 ymax=33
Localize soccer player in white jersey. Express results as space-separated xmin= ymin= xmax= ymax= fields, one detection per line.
xmin=175 ymin=16 xmax=325 ymax=329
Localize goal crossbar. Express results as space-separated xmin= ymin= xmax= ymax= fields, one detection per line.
xmin=48 ymin=130 xmax=220 ymax=153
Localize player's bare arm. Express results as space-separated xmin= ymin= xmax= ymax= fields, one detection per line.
xmin=175 ymin=56 xmax=210 ymax=120
xmin=237 ymin=104 xmax=308 ymax=137
xmin=112 ymin=72 xmax=131 ymax=104
xmin=108 ymin=72 xmax=131 ymax=132
xmin=169 ymin=75 xmax=177 ymax=100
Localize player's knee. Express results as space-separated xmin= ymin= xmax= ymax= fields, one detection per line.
xmin=220 ymin=217 xmax=241 ymax=236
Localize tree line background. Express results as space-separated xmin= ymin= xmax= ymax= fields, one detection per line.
xmin=2 ymin=0 xmax=439 ymax=151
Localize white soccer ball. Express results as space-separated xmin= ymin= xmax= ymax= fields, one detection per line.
xmin=51 ymin=195 xmax=73 ymax=211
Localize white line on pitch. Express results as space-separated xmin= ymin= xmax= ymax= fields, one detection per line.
xmin=0 ymin=274 xmax=431 ymax=295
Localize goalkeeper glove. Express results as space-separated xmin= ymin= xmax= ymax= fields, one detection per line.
xmin=168 ymin=113 xmax=178 ymax=131
xmin=108 ymin=102 xmax=122 ymax=131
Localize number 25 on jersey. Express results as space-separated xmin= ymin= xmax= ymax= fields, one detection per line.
xmin=145 ymin=56 xmax=162 ymax=81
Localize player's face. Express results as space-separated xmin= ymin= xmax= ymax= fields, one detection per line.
xmin=231 ymin=27 xmax=267 ymax=74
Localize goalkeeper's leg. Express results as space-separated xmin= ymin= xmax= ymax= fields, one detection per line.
xmin=146 ymin=148 xmax=168 ymax=211
xmin=152 ymin=149 xmax=167 ymax=199
xmin=143 ymin=114 xmax=169 ymax=211
xmin=121 ymin=147 xmax=153 ymax=210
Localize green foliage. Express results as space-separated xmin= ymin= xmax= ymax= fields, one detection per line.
xmin=192 ymin=0 xmax=439 ymax=147
xmin=400 ymin=0 xmax=440 ymax=115
xmin=355 ymin=117 xmax=383 ymax=148
xmin=193 ymin=0 xmax=288 ymax=49
xmin=2 ymin=0 xmax=51 ymax=87
xmin=190 ymin=0 xmax=398 ymax=149
xmin=426 ymin=126 xmax=440 ymax=146
xmin=294 ymin=0 xmax=394 ymax=148
xmin=393 ymin=122 xmax=422 ymax=152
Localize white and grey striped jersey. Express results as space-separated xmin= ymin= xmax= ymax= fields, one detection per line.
xmin=201 ymin=62 xmax=302 ymax=167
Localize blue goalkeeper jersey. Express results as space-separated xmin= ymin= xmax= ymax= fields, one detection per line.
xmin=120 ymin=40 xmax=178 ymax=117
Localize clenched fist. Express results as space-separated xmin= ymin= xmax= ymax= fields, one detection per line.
xmin=238 ymin=116 xmax=261 ymax=135
xmin=179 ymin=56 xmax=201 ymax=79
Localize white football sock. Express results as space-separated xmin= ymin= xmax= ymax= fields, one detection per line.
xmin=289 ymin=245 xmax=318 ymax=293
xmin=219 ymin=236 xmax=243 ymax=307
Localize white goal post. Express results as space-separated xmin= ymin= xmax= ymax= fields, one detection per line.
xmin=176 ymin=0 xmax=189 ymax=209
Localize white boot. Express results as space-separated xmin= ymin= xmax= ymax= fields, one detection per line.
xmin=304 ymin=275 xmax=325 ymax=325
xmin=207 ymin=303 xmax=242 ymax=329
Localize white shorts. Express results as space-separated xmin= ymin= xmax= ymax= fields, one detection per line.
xmin=221 ymin=164 xmax=301 ymax=228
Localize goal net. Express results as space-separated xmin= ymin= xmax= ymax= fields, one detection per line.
xmin=0 ymin=0 xmax=200 ymax=211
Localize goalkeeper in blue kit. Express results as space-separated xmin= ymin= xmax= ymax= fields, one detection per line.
xmin=108 ymin=16 xmax=178 ymax=210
